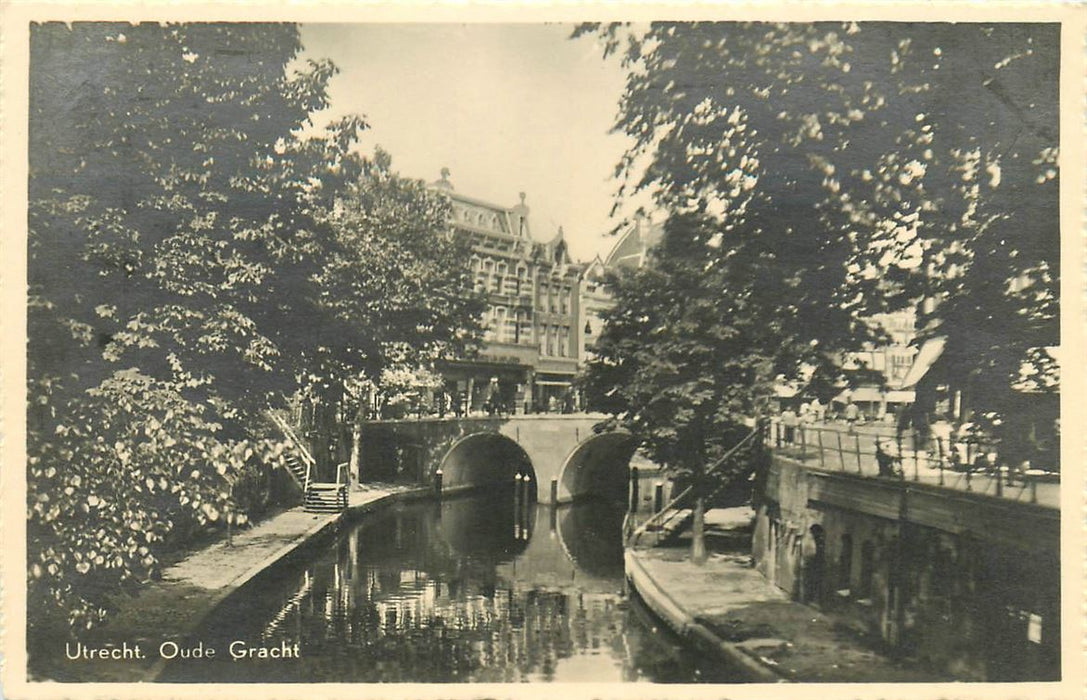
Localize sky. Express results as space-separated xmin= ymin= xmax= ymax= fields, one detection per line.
xmin=299 ymin=23 xmax=651 ymax=263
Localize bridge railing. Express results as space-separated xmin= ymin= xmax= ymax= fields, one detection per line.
xmin=767 ymin=419 xmax=1059 ymax=509
xmin=625 ymin=421 xmax=766 ymax=550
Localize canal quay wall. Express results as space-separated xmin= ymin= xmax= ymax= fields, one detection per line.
xmin=751 ymin=454 xmax=1060 ymax=681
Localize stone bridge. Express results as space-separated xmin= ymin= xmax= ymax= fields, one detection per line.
xmin=358 ymin=413 xmax=656 ymax=504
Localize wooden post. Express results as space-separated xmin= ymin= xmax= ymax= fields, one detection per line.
xmin=629 ymin=466 xmax=640 ymax=513
xmin=654 ymin=482 xmax=665 ymax=513
xmin=691 ymin=496 xmax=707 ymax=565
xmin=816 ymin=428 xmax=826 ymax=469
xmin=550 ymin=477 xmax=559 ymax=505
xmin=854 ymin=434 xmax=863 ymax=474
xmin=836 ymin=432 xmax=847 ymax=471
xmin=936 ymin=437 xmax=945 ymax=486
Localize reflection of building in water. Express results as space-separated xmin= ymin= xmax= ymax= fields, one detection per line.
xmin=164 ymin=496 xmax=726 ymax=683
xmin=248 ymin=501 xmax=636 ymax=681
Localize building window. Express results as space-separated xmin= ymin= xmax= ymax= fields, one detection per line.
xmin=515 ymin=265 xmax=527 ymax=295
xmin=492 ymin=306 xmax=507 ymax=342
xmin=522 ymin=316 xmax=533 ymax=345
xmin=483 ymin=307 xmax=496 ymax=342
xmin=558 ymin=326 xmax=568 ymax=357
xmin=500 ymin=307 xmax=517 ymax=344
xmin=560 ymin=288 xmax=569 ymax=315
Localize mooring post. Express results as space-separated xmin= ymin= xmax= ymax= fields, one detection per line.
xmin=434 ymin=468 xmax=443 ymax=499
xmin=520 ymin=475 xmax=532 ymax=540
xmin=629 ymin=466 xmax=640 ymax=513
xmin=549 ymin=477 xmax=558 ymax=505
xmin=936 ymin=437 xmax=945 ymax=486
xmin=654 ymin=482 xmax=664 ymax=513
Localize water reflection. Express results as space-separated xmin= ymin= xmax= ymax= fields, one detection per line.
xmin=161 ymin=489 xmax=735 ymax=683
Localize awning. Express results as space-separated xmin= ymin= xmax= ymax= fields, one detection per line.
xmin=835 ymin=386 xmax=884 ymax=404
xmin=899 ymin=336 xmax=947 ymax=389
xmin=884 ymin=390 xmax=916 ymax=403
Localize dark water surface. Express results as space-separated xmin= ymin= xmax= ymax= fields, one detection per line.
xmin=161 ymin=490 xmax=736 ymax=683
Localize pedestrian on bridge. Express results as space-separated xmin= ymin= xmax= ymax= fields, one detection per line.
xmin=844 ymin=401 xmax=860 ymax=434
xmin=781 ymin=407 xmax=799 ymax=444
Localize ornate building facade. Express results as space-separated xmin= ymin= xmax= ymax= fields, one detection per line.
xmin=430 ymin=172 xmax=582 ymax=414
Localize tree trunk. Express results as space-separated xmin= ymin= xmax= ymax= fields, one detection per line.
xmin=691 ymin=496 xmax=708 ymax=565
xmin=349 ymin=404 xmax=363 ymax=489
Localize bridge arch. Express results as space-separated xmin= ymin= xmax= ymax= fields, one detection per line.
xmin=557 ymin=431 xmax=638 ymax=504
xmin=438 ymin=432 xmax=537 ymax=500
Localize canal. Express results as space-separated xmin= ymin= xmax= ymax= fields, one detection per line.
xmin=160 ymin=489 xmax=738 ymax=683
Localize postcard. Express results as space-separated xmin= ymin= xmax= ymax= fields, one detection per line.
xmin=1 ymin=3 xmax=1084 ymax=699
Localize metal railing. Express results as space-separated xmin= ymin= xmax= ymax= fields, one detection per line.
xmin=267 ymin=410 xmax=315 ymax=492
xmin=767 ymin=419 xmax=1059 ymax=509
xmin=626 ymin=421 xmax=766 ymax=549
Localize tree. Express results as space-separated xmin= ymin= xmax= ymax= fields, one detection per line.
xmin=297 ymin=148 xmax=486 ymax=480
xmin=27 ymin=21 xmax=357 ymax=629
xmin=577 ymin=21 xmax=1058 ymax=449
xmin=581 ymin=214 xmax=782 ymax=562
xmin=577 ymin=23 xmax=1059 ymax=558
xmin=26 ymin=22 xmax=484 ymax=630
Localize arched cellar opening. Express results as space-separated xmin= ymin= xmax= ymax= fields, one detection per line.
xmin=437 ymin=433 xmax=537 ymax=501
xmin=556 ymin=432 xmax=637 ymax=504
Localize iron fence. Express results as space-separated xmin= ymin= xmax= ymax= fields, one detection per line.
xmin=767 ymin=419 xmax=1059 ymax=508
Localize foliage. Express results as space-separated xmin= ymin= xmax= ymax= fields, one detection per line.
xmin=302 ymin=148 xmax=485 ymax=401
xmin=27 ymin=370 xmax=283 ymax=628
xmin=577 ymin=22 xmax=1059 ymax=456
xmin=27 ymin=22 xmax=483 ymax=627
xmin=581 ymin=214 xmax=780 ymax=477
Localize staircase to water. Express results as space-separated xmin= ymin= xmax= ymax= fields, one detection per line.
xmin=268 ymin=410 xmax=348 ymax=514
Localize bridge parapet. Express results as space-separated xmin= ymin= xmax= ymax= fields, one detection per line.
xmin=358 ymin=413 xmax=648 ymax=503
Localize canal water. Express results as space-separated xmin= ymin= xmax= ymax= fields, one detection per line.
xmin=160 ymin=489 xmax=737 ymax=683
